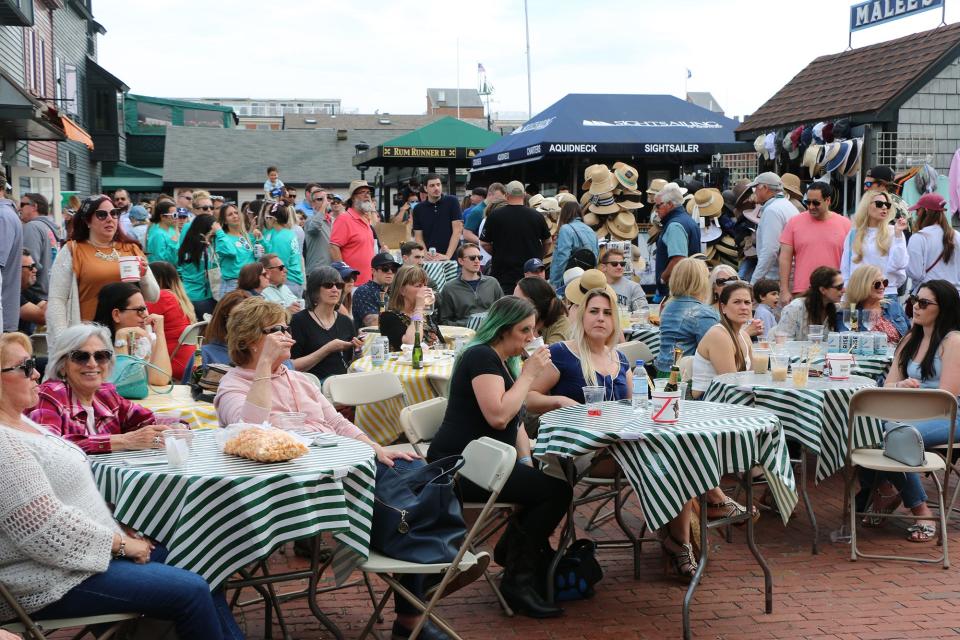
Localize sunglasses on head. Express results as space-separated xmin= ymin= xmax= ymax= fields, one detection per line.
xmin=716 ymin=276 xmax=739 ymax=286
xmin=872 ymin=279 xmax=890 ymax=290
xmin=90 ymin=209 xmax=122 ymax=220
xmin=262 ymin=324 xmax=290 ymax=335
xmin=909 ymin=295 xmax=938 ymax=310
xmin=320 ymin=281 xmax=345 ymax=290
xmin=604 ymin=261 xmax=627 ymax=268
xmin=1 ymin=357 xmax=36 ymax=378
xmin=872 ymin=200 xmax=892 ymax=209
xmin=69 ymin=349 xmax=113 ymax=364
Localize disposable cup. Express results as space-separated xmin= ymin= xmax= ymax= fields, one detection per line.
xmin=651 ymin=390 xmax=681 ymax=423
xmin=163 ymin=429 xmax=194 ymax=468
xmin=118 ymin=256 xmax=141 ymax=282
xmin=583 ymin=385 xmax=605 ymax=417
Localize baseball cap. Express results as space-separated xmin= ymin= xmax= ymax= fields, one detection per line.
xmin=746 ymin=172 xmax=783 ymax=190
xmin=471 ymin=186 xmax=488 ymax=197
xmin=866 ymin=166 xmax=895 ymax=184
xmin=524 ymin=258 xmax=545 ymax=272
xmin=128 ymin=205 xmax=149 ymax=222
xmin=908 ymin=192 xmax=947 ymax=212
xmin=504 ymin=180 xmax=526 ymax=198
xmin=371 ymin=252 xmax=399 ymax=269
xmin=331 ymin=261 xmax=360 ymax=279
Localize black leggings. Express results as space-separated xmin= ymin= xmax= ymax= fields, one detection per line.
xmin=457 ymin=461 xmax=573 ymax=555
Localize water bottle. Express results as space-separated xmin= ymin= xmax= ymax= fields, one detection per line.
xmin=632 ymin=359 xmax=649 ymax=413
xmin=254 ymin=242 xmax=264 ymax=259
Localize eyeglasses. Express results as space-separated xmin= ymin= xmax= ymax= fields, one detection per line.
xmin=872 ymin=279 xmax=890 ymax=290
xmin=262 ymin=324 xmax=290 ymax=335
xmin=872 ymin=200 xmax=892 ymax=209
xmin=312 ymin=195 xmax=326 ymax=202
xmin=826 ymin=282 xmax=845 ymax=290
xmin=462 ymin=255 xmax=482 ymax=261
xmin=376 ymin=265 xmax=398 ymax=273
xmin=0 ymin=358 xmax=36 ymax=378
xmin=18 ymin=202 xmax=32 ymax=208
xmin=863 ymin=180 xmax=887 ymax=189
xmin=196 ymin=205 xmax=214 ymax=212
xmin=603 ymin=261 xmax=627 ymax=267
xmin=91 ymin=209 xmax=121 ymax=220
xmin=806 ymin=200 xmax=822 ymax=207
xmin=320 ymin=281 xmax=346 ymax=290
xmin=715 ymin=276 xmax=739 ymax=286
xmin=910 ymin=295 xmax=938 ymax=310
xmin=122 ymin=306 xmax=149 ymax=315
xmin=21 ymin=263 xmax=37 ymax=271
xmin=266 ymin=264 xmax=286 ymax=272
xmin=69 ymin=349 xmax=113 ymax=364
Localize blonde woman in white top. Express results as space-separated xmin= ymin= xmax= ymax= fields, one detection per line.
xmin=840 ymin=190 xmax=908 ymax=302
xmin=0 ymin=332 xmax=244 ymax=639
xmin=692 ymin=281 xmax=755 ymax=398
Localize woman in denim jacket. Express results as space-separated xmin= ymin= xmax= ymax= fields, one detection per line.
xmin=548 ymin=202 xmax=599 ymax=291
xmin=655 ymin=257 xmax=719 ymax=374
xmin=844 ymin=264 xmax=909 ymax=343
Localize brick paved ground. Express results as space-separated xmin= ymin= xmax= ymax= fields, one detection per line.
xmin=221 ymin=465 xmax=960 ymax=640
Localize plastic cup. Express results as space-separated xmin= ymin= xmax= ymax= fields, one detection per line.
xmin=163 ymin=429 xmax=194 ymax=468
xmin=273 ymin=411 xmax=307 ymax=431
xmin=827 ymin=353 xmax=854 ymax=380
xmin=807 ymin=324 xmax=824 ymax=339
xmin=752 ymin=349 xmax=770 ymax=374
xmin=774 ymin=330 xmax=788 ymax=346
xmin=153 ymin=411 xmax=183 ymax=428
xmin=770 ymin=353 xmax=790 ymax=382
xmin=118 ymin=256 xmax=141 ymax=282
xmin=792 ymin=362 xmax=809 ymax=388
xmin=651 ymin=390 xmax=681 ymax=423
xmin=583 ymin=385 xmax=605 ymax=417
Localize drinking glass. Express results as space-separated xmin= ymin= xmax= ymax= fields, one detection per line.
xmin=583 ymin=386 xmax=605 ymax=417
xmin=163 ymin=430 xmax=194 ymax=468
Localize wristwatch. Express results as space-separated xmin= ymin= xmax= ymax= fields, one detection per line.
xmin=113 ymin=538 xmax=126 ymax=559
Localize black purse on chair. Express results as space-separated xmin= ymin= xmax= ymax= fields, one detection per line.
xmin=371 ymin=456 xmax=466 ymax=564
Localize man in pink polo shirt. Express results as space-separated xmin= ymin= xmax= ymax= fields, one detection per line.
xmin=330 ymin=180 xmax=376 ymax=284
xmin=778 ymin=181 xmax=851 ymax=304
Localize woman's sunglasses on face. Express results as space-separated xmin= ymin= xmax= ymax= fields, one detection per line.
xmin=872 ymin=200 xmax=892 ymax=209
xmin=262 ymin=324 xmax=291 ymax=335
xmin=909 ymin=295 xmax=938 ymax=310
xmin=89 ymin=209 xmax=122 ymax=221
xmin=69 ymin=349 xmax=113 ymax=364
xmin=1 ymin=358 xmax=36 ymax=377
xmin=872 ymin=279 xmax=889 ymax=290
xmin=320 ymin=282 xmax=346 ymax=290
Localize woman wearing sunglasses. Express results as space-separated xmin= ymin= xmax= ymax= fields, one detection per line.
xmin=906 ymin=192 xmax=960 ymax=296
xmin=772 ymin=266 xmax=844 ymax=341
xmin=92 ymin=282 xmax=172 ymax=387
xmin=859 ymin=280 xmax=960 ymax=542
xmin=47 ymin=195 xmax=160 ymax=352
xmin=145 ymin=200 xmax=181 ymax=264
xmin=844 ymin=264 xmax=908 ymax=344
xmin=289 ymin=267 xmax=362 ymax=383
xmin=0 ymin=331 xmax=245 ymax=639
xmin=840 ymin=191 xmax=909 ymax=317
xmin=29 ymin=323 xmax=168 ymax=453
xmin=257 ymin=202 xmax=305 ymax=298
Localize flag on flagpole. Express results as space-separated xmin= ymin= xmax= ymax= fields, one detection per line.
xmin=478 ymin=62 xmax=486 ymax=73
xmin=686 ymin=68 xmax=692 ymax=79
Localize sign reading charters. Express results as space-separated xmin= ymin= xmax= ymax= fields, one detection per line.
xmin=850 ymin=0 xmax=943 ymax=31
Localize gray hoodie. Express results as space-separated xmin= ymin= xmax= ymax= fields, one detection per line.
xmin=23 ymin=215 xmax=61 ymax=298
xmin=0 ymin=199 xmax=23 ymax=331
xmin=437 ymin=276 xmax=503 ymax=327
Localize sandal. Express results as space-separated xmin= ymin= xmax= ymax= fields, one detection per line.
xmin=862 ymin=489 xmax=902 ymax=528
xmin=661 ymin=532 xmax=698 ymax=581
xmin=906 ymin=522 xmax=937 ymax=543
xmin=706 ymin=497 xmax=760 ymax=526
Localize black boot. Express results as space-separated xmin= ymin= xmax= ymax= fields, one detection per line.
xmin=500 ymin=530 xmax=563 ymax=619
xmin=493 ymin=518 xmax=520 ymax=567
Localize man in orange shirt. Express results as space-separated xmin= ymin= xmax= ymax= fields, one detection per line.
xmin=330 ymin=180 xmax=377 ymax=285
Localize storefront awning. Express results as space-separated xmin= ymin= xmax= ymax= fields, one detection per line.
xmin=60 ymin=114 xmax=93 ymax=150
xmin=102 ymin=162 xmax=163 ymax=191
xmin=0 ymin=69 xmax=65 ymax=142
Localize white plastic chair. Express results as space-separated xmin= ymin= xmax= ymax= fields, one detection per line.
xmin=616 ymin=340 xmax=654 ymax=366
xmin=0 ymin=581 xmax=139 ymax=639
xmin=323 ymin=370 xmax=409 ymax=447
xmin=357 ymin=437 xmax=516 ymax=639
xmin=845 ymin=387 xmax=956 ymax=568
xmin=399 ymin=397 xmax=447 ymax=457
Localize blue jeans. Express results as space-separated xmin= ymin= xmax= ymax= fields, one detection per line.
xmin=34 ymin=546 xmax=244 ymax=640
xmin=860 ymin=416 xmax=960 ymax=509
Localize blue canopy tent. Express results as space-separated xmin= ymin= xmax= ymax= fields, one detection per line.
xmin=470 ymin=94 xmax=747 ymax=187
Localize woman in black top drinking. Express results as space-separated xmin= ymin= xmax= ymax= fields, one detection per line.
xmin=290 ymin=267 xmax=362 ymax=383
xmin=428 ymin=296 xmax=570 ymax=619
xmin=378 ymin=264 xmax=444 ymax=351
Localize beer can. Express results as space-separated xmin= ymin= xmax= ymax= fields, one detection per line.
xmin=827 ymin=332 xmax=841 ymax=353
xmin=872 ymin=332 xmax=888 ymax=356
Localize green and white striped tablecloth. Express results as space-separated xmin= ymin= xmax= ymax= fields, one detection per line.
xmin=91 ymin=430 xmax=376 ymax=589
xmin=703 ymin=371 xmax=883 ymax=482
xmin=423 ymin=260 xmax=460 ymax=293
xmin=800 ymin=354 xmax=893 ymax=380
xmin=534 ymin=401 xmax=797 ymax=531
xmin=625 ymin=326 xmax=660 ymax=360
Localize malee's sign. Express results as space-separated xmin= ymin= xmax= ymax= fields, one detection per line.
xmin=850 ymin=0 xmax=943 ymax=31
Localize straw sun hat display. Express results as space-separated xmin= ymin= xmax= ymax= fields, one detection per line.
xmin=564 ymin=268 xmax=617 ymax=306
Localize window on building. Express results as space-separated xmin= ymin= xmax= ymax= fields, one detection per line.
xmin=183 ymin=108 xmax=223 ymax=128
xmin=64 ymin=63 xmax=78 ymax=116
xmin=92 ymin=88 xmax=112 ymax=131
xmin=37 ymin=37 xmax=46 ymax=93
xmin=24 ymin=30 xmax=35 ymax=92
xmin=136 ymin=101 xmax=173 ymax=130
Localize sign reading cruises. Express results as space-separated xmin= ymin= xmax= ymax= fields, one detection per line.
xmin=850 ymin=0 xmax=943 ymax=31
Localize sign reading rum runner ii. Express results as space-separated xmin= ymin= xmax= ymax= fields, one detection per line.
xmin=850 ymin=0 xmax=944 ymax=31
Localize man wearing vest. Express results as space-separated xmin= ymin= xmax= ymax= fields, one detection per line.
xmin=654 ymin=182 xmax=701 ymax=297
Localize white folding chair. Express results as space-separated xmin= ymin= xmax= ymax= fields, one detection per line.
xmin=845 ymin=388 xmax=956 ymax=568
xmin=323 ymin=370 xmax=409 ymax=447
xmin=358 ymin=437 xmax=516 ymax=640
xmin=0 ymin=582 xmax=139 ymax=640
xmin=615 ymin=340 xmax=654 ymax=366
xmin=399 ymin=397 xmax=447 ymax=457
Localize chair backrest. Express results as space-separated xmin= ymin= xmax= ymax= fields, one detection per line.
xmin=177 ymin=321 xmax=208 ymax=348
xmin=300 ymin=371 xmax=323 ymax=391
xmin=323 ymin=370 xmax=406 ymax=407
xmin=460 ymin=437 xmax=517 ymax=493
xmin=399 ymin=397 xmax=447 ymax=445
xmin=375 ymin=222 xmax=410 ymax=250
xmin=847 ymin=388 xmax=958 ymax=459
xmin=616 ymin=340 xmax=653 ymax=366
xmin=678 ymin=355 xmax=694 ymax=382
xmin=29 ymin=333 xmax=48 ymax=357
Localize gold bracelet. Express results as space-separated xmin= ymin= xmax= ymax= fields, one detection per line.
xmin=253 ymin=375 xmax=273 ymax=382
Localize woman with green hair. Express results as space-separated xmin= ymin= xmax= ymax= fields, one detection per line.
xmin=428 ymin=296 xmax=570 ymax=619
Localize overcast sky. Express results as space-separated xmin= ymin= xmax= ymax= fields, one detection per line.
xmin=95 ymin=0 xmax=960 ymax=120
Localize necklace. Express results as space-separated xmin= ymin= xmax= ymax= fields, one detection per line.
xmin=310 ymin=308 xmax=336 ymax=330
xmin=89 ymin=241 xmax=119 ymax=261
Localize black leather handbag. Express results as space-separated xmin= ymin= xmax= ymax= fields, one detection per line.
xmin=371 ymin=456 xmax=466 ymax=564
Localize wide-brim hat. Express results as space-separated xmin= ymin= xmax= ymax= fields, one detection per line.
xmin=587 ymin=166 xmax=616 ymax=195
xmin=742 ymin=205 xmax=761 ymax=225
xmin=556 ymin=191 xmax=577 ymax=206
xmin=594 ymin=221 xmax=611 ymax=240
xmin=733 ymin=179 xmax=753 ymax=210
xmin=754 ymin=134 xmax=767 ymax=158
xmin=646 ymin=220 xmax=661 ymax=242
xmin=646 ymin=178 xmax=668 ymax=197
xmin=823 ymin=141 xmax=851 ymax=174
xmin=701 ymin=219 xmax=723 ymax=244
xmin=714 ymin=235 xmax=739 ymax=267
xmin=608 ymin=210 xmax=639 ymax=240
xmin=348 ymin=179 xmax=373 ymax=199
xmin=583 ymin=210 xmax=600 ymax=226
xmin=588 ymin=192 xmax=620 ymax=215
xmin=564 ymin=268 xmax=617 ymax=306
xmin=801 ymin=144 xmax=822 ymax=174
xmin=581 ymin=163 xmax=608 ymax=191
xmin=613 ymin=163 xmax=641 ymax=192
xmin=843 ymin=138 xmax=863 ymax=177
xmin=780 ymin=173 xmax=803 ymax=201
xmin=536 ymin=196 xmax=561 ymax=216
xmin=617 ymin=193 xmax=644 ymax=209
xmin=528 ymin=193 xmax=545 ymax=209
xmin=686 ymin=188 xmax=724 ymax=218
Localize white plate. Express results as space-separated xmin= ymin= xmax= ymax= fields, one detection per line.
xmin=396 ymin=354 xmax=454 ymax=367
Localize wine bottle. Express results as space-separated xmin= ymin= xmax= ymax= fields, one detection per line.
xmin=664 ymin=365 xmax=680 ymax=393
xmin=411 ymin=320 xmax=423 ymax=370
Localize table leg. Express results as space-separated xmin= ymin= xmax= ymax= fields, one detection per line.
xmin=798 ymin=446 xmax=819 ymax=554
xmin=545 ymin=459 xmax=578 ymax=604
xmin=682 ymin=492 xmax=710 ymax=640
xmin=306 ymin=538 xmax=347 ymax=640
xmin=743 ymin=471 xmax=773 ymax=614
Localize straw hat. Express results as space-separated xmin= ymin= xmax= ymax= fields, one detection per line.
xmin=556 ymin=191 xmax=577 ymax=206
xmin=564 ymin=268 xmax=617 ymax=305
xmin=801 ymin=144 xmax=822 ymax=175
xmin=588 ymin=192 xmax=620 ymax=215
xmin=617 ymin=192 xmax=644 ymax=210
xmin=780 ymin=173 xmax=804 ymax=201
xmin=594 ymin=221 xmax=611 ymax=240
xmin=819 ymin=143 xmax=843 ymax=173
xmin=347 ymin=179 xmax=373 ymax=199
xmin=583 ymin=210 xmax=601 ymax=226
xmin=528 ymin=193 xmax=545 ymax=209
xmin=587 ymin=166 xmax=617 ymax=195
xmin=646 ymin=178 xmax=669 ymax=197
xmin=823 ymin=141 xmax=851 ymax=174
xmin=685 ymin=188 xmax=724 ymax=218
xmin=562 ymin=267 xmax=584 ymax=286
xmin=742 ymin=205 xmax=761 ymax=225
xmin=612 ymin=163 xmax=641 ymax=193
xmin=842 ymin=138 xmax=863 ymax=177
xmin=608 ymin=210 xmax=639 ymax=240
xmin=537 ymin=196 xmax=561 ymax=217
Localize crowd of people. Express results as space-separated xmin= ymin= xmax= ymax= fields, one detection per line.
xmin=0 ymin=158 xmax=959 ymax=639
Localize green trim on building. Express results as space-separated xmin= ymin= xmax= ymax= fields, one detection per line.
xmin=124 ymin=94 xmax=236 ymax=135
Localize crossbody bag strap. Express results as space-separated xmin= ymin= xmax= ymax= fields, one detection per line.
xmin=926 ymin=251 xmax=943 ymax=273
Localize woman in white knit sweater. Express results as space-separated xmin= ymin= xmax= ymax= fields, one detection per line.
xmin=0 ymin=332 xmax=243 ymax=639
